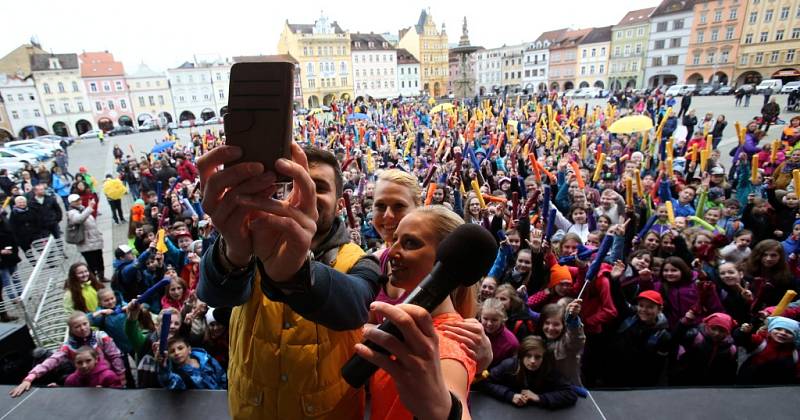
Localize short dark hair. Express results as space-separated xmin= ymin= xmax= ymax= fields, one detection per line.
xmin=303 ymin=146 xmax=343 ymax=198
xmin=166 ymin=334 xmax=189 ymax=349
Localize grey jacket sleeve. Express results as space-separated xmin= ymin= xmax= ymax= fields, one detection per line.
xmin=196 ymin=236 xmax=254 ymax=308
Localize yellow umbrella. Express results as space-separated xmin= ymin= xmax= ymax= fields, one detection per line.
xmin=430 ymin=103 xmax=454 ymax=113
xmin=608 ymin=115 xmax=654 ymax=133
xmin=309 ymin=108 xmax=323 ymax=115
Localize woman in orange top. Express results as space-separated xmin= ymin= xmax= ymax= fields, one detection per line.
xmin=356 ymin=206 xmax=477 ymax=420
xmin=782 ymin=116 xmax=800 ymax=145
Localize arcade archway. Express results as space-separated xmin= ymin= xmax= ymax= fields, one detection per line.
xmin=179 ymin=110 xmax=196 ymax=122
xmin=52 ymin=121 xmax=68 ymax=137
xmin=98 ymin=118 xmax=113 ymax=132
xmin=75 ymin=120 xmax=92 ymax=135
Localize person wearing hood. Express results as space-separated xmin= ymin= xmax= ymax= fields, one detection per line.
xmin=605 ymin=290 xmax=672 ymax=387
xmin=735 ymin=316 xmax=800 ymax=385
xmin=67 ymin=193 xmax=105 ymax=279
xmin=671 ymin=312 xmax=738 ymax=385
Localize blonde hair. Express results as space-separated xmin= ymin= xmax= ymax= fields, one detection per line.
xmin=378 ymin=169 xmax=422 ymax=206
xmin=68 ymin=311 xmax=88 ymax=327
xmin=479 ymin=298 xmax=508 ymax=321
xmin=408 ymin=206 xmax=478 ymax=317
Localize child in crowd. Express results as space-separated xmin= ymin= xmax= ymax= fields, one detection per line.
xmin=483 ymin=336 xmax=577 ymax=410
xmin=64 ymin=346 xmax=124 ymax=389
xmin=479 ymin=298 xmax=519 ymax=368
xmin=735 ymin=316 xmax=800 ymax=385
xmin=495 ymin=284 xmax=537 ymax=341
xmin=157 ymin=335 xmax=227 ymax=390
xmin=672 ymin=312 xmax=738 ymax=386
xmin=719 ymin=230 xmax=753 ymax=264
xmin=161 ymin=275 xmax=190 ymax=312
xmin=539 ymin=300 xmax=585 ymax=388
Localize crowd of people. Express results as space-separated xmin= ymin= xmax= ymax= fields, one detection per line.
xmin=3 ymin=84 xmax=800 ymax=417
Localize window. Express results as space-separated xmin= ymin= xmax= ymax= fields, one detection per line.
xmin=706 ymin=52 xmax=715 ymax=64
xmin=635 ymin=43 xmax=642 ymax=54
xmin=582 ymin=49 xmax=587 ymax=58
xmin=711 ymin=29 xmax=719 ymax=41
xmin=760 ymin=31 xmax=769 ymax=42
xmin=626 ymin=30 xmax=632 ymax=38
xmin=63 ymin=103 xmax=70 ymax=113
xmin=158 ymin=95 xmax=164 ymax=105
xmin=49 ymin=104 xmax=56 ymax=114
xmin=697 ymin=31 xmax=705 ymax=43
xmin=43 ymin=83 xmax=50 ymax=94
xmin=777 ymin=30 xmax=785 ymax=41
xmin=107 ymin=100 xmax=115 ymax=110
xmin=34 ymin=109 xmax=41 ymax=117
xmin=614 ymin=46 xmax=621 ymax=56
xmin=591 ymin=48 xmax=596 ymax=57
xmin=770 ymin=51 xmax=779 ymax=63
xmin=667 ymin=55 xmax=679 ymax=65
xmin=656 ymin=21 xmax=668 ymax=32
xmin=693 ymin=53 xmax=701 ymax=65
xmin=788 ymin=49 xmax=796 ymax=62
xmin=700 ymin=13 xmax=707 ymax=24
xmin=624 ymin=45 xmax=631 ymax=56
xmin=590 ymin=65 xmax=595 ymax=74
xmin=57 ymin=82 xmax=64 ymax=93
xmin=72 ymin=81 xmax=79 ymax=92
xmin=740 ymin=54 xmax=749 ymax=65
xmin=601 ymin=47 xmax=606 ymax=56
xmin=652 ymin=57 xmax=663 ymax=66
xmin=148 ymin=96 xmax=155 ymax=106
xmin=77 ymin=102 xmax=84 ymax=112
xmin=754 ymin=52 xmax=764 ymax=64
xmin=95 ymin=101 xmax=102 ymax=111
xmin=103 ymin=82 xmax=111 ymax=92
xmin=764 ymin=9 xmax=773 ymax=23
xmin=138 ymin=97 xmax=145 ymax=106
xmin=178 ymin=96 xmax=184 ymax=102
xmin=599 ymin=64 xmax=604 ymax=73
xmin=670 ymin=38 xmax=681 ymax=48
xmin=90 ymin=82 xmax=97 ymax=92
xmin=725 ymin=26 xmax=735 ymax=40
xmin=17 ymin=94 xmax=23 ymax=101
xmin=781 ymin=6 xmax=790 ymax=20
xmin=655 ymin=39 xmax=666 ymax=49
xmin=638 ymin=27 xmax=644 ymax=36
xmin=120 ymin=99 xmax=127 ymax=109
xmin=721 ymin=50 xmax=729 ymax=63
xmin=115 ymin=81 xmax=123 ymax=90
xmin=745 ymin=33 xmax=753 ymax=43
xmin=673 ymin=19 xmax=684 ymax=29
xmin=749 ymin=12 xmax=757 ymax=24
xmin=730 ymin=8 xmax=738 ymax=20
xmin=794 ymin=28 xmax=800 ymax=39
xmin=11 ymin=110 xmax=18 ymax=119
xmin=714 ymin=10 xmax=722 ymax=22
xmin=616 ymin=30 xmax=623 ymax=39
xmin=341 ymin=77 xmax=347 ymax=86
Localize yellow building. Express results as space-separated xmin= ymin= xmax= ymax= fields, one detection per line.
xmin=127 ymin=63 xmax=176 ymax=127
xmin=398 ymin=9 xmax=449 ymax=97
xmin=278 ymin=14 xmax=353 ymax=108
xmin=735 ymin=0 xmax=800 ymax=85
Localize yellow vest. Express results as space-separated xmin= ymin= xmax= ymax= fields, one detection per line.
xmin=228 ymin=243 xmax=366 ymax=420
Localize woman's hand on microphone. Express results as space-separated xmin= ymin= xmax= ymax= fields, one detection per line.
xmin=355 ymin=302 xmax=463 ymax=420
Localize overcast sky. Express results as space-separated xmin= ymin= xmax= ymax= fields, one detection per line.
xmin=4 ymin=0 xmax=658 ymax=72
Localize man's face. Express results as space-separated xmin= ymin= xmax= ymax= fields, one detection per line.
xmin=33 ymin=184 xmax=45 ymax=197
xmin=679 ymin=187 xmax=695 ymax=204
xmin=309 ymin=164 xmax=343 ymax=238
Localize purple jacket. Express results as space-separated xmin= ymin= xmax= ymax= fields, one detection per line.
xmin=657 ymin=277 xmax=724 ymax=329
xmin=488 ymin=325 xmax=519 ymax=368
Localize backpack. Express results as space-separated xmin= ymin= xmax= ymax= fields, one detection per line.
xmin=65 ymin=221 xmax=86 ymax=244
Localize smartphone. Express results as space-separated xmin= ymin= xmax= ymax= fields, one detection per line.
xmin=224 ymin=61 xmax=294 ymax=182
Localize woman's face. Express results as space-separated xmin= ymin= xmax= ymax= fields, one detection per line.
xmin=168 ymin=283 xmax=184 ymax=300
xmin=507 ymin=234 xmax=521 ymax=253
xmin=480 ymin=310 xmax=504 ymax=335
xmin=387 ymin=213 xmax=438 ymax=290
xmin=661 ymin=263 xmax=683 ymax=283
xmin=572 ymin=209 xmax=587 ymax=224
xmin=561 ymin=239 xmax=579 ymax=256
xmin=761 ymin=249 xmax=781 ymax=268
xmin=75 ymin=265 xmax=91 ymax=283
xmin=718 ymin=263 xmax=742 ymax=287
xmin=543 ymin=316 xmax=564 ymax=340
xmin=480 ymin=278 xmax=497 ymax=299
xmin=515 ymin=252 xmax=531 ymax=273
xmin=468 ymin=199 xmax=481 ymax=216
xmin=372 ymin=181 xmax=416 ymax=243
xmin=522 ymin=348 xmax=545 ymax=372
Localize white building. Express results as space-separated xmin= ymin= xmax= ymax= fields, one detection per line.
xmin=30 ymin=53 xmax=94 ymax=137
xmin=396 ymin=48 xmax=421 ymax=97
xmin=475 ymin=46 xmax=503 ymax=96
xmin=126 ymin=63 xmax=176 ymax=127
xmin=351 ymin=33 xmax=398 ymax=99
xmin=644 ymin=0 xmax=695 ymax=88
xmin=523 ymin=29 xmax=566 ymax=93
xmin=576 ymin=26 xmax=613 ymax=89
xmin=209 ymin=60 xmax=232 ymax=116
xmin=167 ymin=61 xmax=219 ymax=123
xmin=0 ymin=73 xmax=49 ymax=138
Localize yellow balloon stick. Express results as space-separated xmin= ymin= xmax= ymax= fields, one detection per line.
xmin=735 ymin=121 xmax=744 ymax=145
xmin=580 ymin=134 xmax=587 ymax=160
xmin=665 ymin=201 xmax=675 ymax=225
xmin=751 ymin=155 xmax=760 ymax=184
xmin=641 ymin=131 xmax=649 ymax=153
xmin=706 ymin=134 xmax=713 ymax=153
xmin=593 ymin=153 xmax=606 ymax=182
xmin=794 ymin=169 xmax=800 ymax=195
xmin=635 ymin=171 xmax=644 ymax=198
xmin=666 ymin=137 xmax=674 ymax=159
xmin=625 ymin=178 xmax=634 ymax=207
xmin=700 ymin=149 xmax=709 ymax=172
xmin=471 ymin=180 xmax=486 ymax=209
xmin=772 ymin=290 xmax=797 ymax=316
xmin=666 ymin=157 xmax=674 ymax=177
xmin=771 ymin=140 xmax=779 ymax=164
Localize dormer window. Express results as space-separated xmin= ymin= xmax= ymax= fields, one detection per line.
xmin=368 ymin=41 xmax=374 ymax=48
xmin=383 ymin=42 xmax=388 ymax=48
xmin=355 ymin=42 xmax=361 ymax=48
xmin=48 ymin=58 xmax=61 ymax=70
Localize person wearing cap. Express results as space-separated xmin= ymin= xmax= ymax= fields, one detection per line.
xmin=736 ymin=316 xmax=800 ymax=384
xmin=67 ymin=193 xmax=105 ymax=279
xmin=527 ymin=262 xmax=575 ymax=312
xmin=672 ymin=312 xmax=738 ymax=386
xmin=604 ymin=290 xmax=671 ymax=387
xmin=112 ymin=245 xmax=135 ymax=287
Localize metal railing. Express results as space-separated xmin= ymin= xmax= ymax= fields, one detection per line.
xmin=1 ymin=235 xmax=71 ymax=351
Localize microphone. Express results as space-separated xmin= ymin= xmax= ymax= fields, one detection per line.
xmin=341 ymin=223 xmax=497 ymax=388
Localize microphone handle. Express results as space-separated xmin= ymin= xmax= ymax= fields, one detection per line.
xmin=341 ymin=277 xmax=450 ymax=388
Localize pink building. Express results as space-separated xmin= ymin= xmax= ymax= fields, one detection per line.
xmin=79 ymin=51 xmax=134 ymax=131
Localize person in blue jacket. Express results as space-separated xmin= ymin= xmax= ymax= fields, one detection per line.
xmin=157 ymin=335 xmax=226 ymax=390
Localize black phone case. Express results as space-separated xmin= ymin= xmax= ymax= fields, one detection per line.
xmin=224 ymin=61 xmax=294 ymax=182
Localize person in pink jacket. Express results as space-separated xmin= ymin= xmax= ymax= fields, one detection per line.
xmin=64 ymin=346 xmax=124 ymax=388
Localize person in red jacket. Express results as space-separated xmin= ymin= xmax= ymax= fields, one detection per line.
xmin=175 ymin=154 xmax=199 ymax=182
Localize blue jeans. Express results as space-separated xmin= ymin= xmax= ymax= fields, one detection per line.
xmin=1 ymin=266 xmax=21 ymax=299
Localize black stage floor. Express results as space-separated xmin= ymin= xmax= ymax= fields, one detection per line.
xmin=0 ymin=385 xmax=798 ymax=419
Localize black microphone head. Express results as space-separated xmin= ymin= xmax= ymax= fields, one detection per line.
xmin=436 ymin=223 xmax=498 ymax=287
